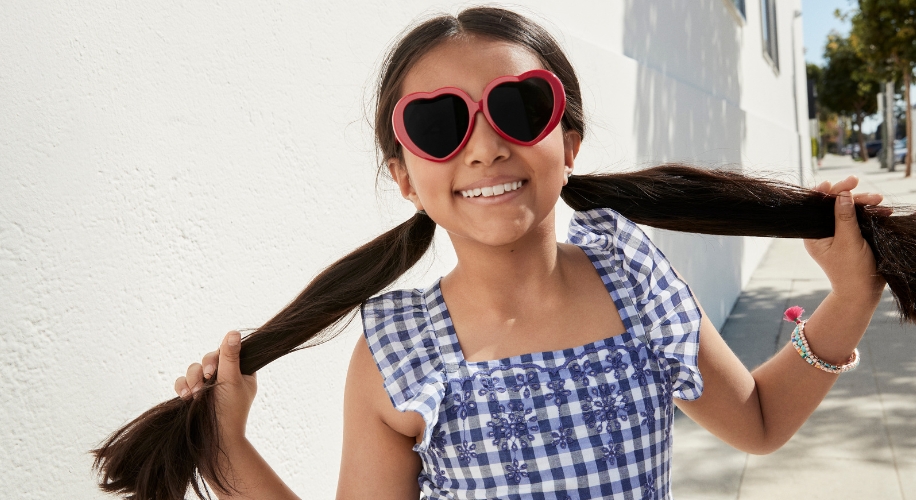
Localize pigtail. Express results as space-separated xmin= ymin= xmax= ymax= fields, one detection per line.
xmin=561 ymin=164 xmax=916 ymax=323
xmin=91 ymin=212 xmax=437 ymax=499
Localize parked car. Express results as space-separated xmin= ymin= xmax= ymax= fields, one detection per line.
xmin=866 ymin=140 xmax=883 ymax=158
xmin=852 ymin=140 xmax=882 ymax=160
xmin=894 ymin=138 xmax=907 ymax=164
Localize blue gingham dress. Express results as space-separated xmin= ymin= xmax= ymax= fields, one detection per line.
xmin=361 ymin=208 xmax=703 ymax=499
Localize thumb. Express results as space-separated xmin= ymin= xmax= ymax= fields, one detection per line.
xmin=833 ymin=190 xmax=861 ymax=241
xmin=217 ymin=330 xmax=243 ymax=384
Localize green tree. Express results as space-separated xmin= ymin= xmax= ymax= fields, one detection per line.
xmin=819 ymin=33 xmax=880 ymax=160
xmin=851 ymin=0 xmax=916 ymax=176
xmin=807 ymin=63 xmax=826 ymax=159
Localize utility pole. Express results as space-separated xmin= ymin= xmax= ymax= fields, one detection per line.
xmin=837 ymin=117 xmax=845 ymax=152
xmin=791 ymin=10 xmax=805 ymax=185
xmin=885 ymin=81 xmax=896 ymax=172
xmin=878 ymin=90 xmax=885 ymax=167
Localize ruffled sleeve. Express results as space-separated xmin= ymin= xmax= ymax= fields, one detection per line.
xmin=361 ymin=289 xmax=447 ymax=452
xmin=568 ymin=208 xmax=704 ymax=401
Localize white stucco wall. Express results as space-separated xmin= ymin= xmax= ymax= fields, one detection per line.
xmin=1 ymin=1 xmax=809 ymax=498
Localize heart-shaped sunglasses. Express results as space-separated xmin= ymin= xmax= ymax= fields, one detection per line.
xmin=392 ymin=69 xmax=566 ymax=162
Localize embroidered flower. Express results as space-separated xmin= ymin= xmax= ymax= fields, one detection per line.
xmin=586 ymin=357 xmax=612 ymax=379
xmin=455 ymin=440 xmax=478 ymax=464
xmin=642 ymin=471 xmax=657 ymax=499
xmin=504 ymin=458 xmax=529 ymax=484
xmin=544 ymin=379 xmax=572 ymax=407
xmin=550 ymin=427 xmax=575 ymax=449
xmin=477 ymin=376 xmax=507 ymax=401
xmin=511 ymin=371 xmax=541 ymax=398
xmin=448 ymin=390 xmax=477 ymax=420
xmin=429 ymin=428 xmax=447 ymax=457
xmin=569 ymin=360 xmax=593 ymax=386
xmin=631 ymin=355 xmax=651 ymax=386
xmin=601 ymin=441 xmax=625 ymax=466
xmin=487 ymin=413 xmax=510 ymax=449
xmin=606 ymin=351 xmax=629 ymax=379
xmin=584 ymin=383 xmax=631 ymax=433
xmin=640 ymin=400 xmax=656 ymax=431
xmin=487 ymin=402 xmax=538 ymax=450
xmin=433 ymin=465 xmax=447 ymax=488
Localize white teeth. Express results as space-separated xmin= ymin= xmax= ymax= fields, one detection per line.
xmin=460 ymin=180 xmax=524 ymax=198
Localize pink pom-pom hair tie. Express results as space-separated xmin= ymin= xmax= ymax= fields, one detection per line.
xmin=783 ymin=305 xmax=805 ymax=324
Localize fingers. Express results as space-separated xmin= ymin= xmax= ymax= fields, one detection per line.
xmin=833 ymin=189 xmax=862 ymax=242
xmin=202 ymin=349 xmax=219 ymax=380
xmin=174 ymin=344 xmax=226 ymax=400
xmin=186 ymin=362 xmax=205 ymax=393
xmin=853 ymin=192 xmax=883 ymax=206
xmin=174 ymin=376 xmax=191 ymax=399
xmin=814 ymin=176 xmax=884 ymax=206
xmin=174 ymin=363 xmax=206 ymax=400
xmin=813 ymin=175 xmax=858 ymax=195
xmin=830 ymin=175 xmax=859 ymax=194
xmin=217 ymin=330 xmax=243 ymax=385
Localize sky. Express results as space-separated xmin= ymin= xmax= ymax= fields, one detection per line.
xmin=801 ymin=0 xmax=887 ymax=134
xmin=802 ymin=0 xmax=856 ymax=67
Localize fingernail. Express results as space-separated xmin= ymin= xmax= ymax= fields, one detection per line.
xmin=204 ymin=364 xmax=214 ymax=379
xmin=228 ymin=332 xmax=240 ymax=346
xmin=840 ymin=191 xmax=853 ymax=205
xmin=180 ymin=388 xmax=189 ymax=399
xmin=191 ymin=385 xmax=200 ymax=394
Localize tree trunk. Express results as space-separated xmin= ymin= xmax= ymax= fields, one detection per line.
xmin=857 ymin=112 xmax=869 ymax=161
xmin=906 ymin=70 xmax=912 ymax=177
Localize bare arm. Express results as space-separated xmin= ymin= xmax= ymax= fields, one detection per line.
xmin=336 ymin=335 xmax=423 ymax=499
xmin=675 ymin=177 xmax=886 ymax=454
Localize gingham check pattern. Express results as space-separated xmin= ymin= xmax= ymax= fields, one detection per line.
xmin=361 ymin=208 xmax=703 ymax=499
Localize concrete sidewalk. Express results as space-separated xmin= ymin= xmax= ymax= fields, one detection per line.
xmin=671 ymin=155 xmax=916 ymax=499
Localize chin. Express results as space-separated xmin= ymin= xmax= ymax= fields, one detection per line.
xmin=467 ymin=221 xmax=534 ymax=248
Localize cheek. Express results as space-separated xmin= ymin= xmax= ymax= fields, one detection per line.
xmin=403 ymin=159 xmax=456 ymax=200
xmin=529 ymin=133 xmax=568 ymax=175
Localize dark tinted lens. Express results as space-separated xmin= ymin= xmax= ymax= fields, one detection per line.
xmin=403 ymin=95 xmax=469 ymax=159
xmin=488 ymin=78 xmax=554 ymax=142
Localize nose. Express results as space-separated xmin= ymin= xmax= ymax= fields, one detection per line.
xmin=461 ymin=110 xmax=510 ymax=167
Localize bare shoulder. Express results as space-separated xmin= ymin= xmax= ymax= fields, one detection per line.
xmin=338 ymin=336 xmax=424 ymax=499
xmin=345 ymin=335 xmax=425 ymax=441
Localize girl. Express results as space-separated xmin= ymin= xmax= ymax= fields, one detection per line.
xmin=94 ymin=6 xmax=915 ymax=500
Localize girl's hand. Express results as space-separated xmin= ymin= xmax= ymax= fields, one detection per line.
xmin=173 ymin=331 xmax=258 ymax=442
xmin=803 ymin=176 xmax=886 ymax=301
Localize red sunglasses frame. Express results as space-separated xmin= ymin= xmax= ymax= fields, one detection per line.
xmin=392 ymin=69 xmax=567 ymax=162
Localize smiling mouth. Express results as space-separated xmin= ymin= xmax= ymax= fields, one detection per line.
xmin=459 ymin=180 xmax=525 ymax=198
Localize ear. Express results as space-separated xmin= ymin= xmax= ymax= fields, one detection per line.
xmin=563 ymin=130 xmax=582 ymax=183
xmin=387 ymin=158 xmax=424 ymax=211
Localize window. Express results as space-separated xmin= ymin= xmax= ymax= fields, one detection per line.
xmin=760 ymin=0 xmax=779 ymax=70
xmin=732 ymin=0 xmax=746 ymax=19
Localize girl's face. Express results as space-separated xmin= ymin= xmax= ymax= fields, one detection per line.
xmin=389 ymin=36 xmax=580 ymax=250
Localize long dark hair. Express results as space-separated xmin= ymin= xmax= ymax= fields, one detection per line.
xmin=92 ymin=7 xmax=916 ymax=499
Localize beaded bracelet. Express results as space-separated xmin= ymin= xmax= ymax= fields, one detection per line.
xmin=784 ymin=306 xmax=860 ymax=374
